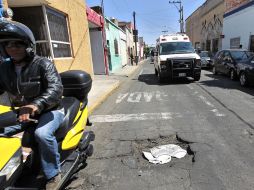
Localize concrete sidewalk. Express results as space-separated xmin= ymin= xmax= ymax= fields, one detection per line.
xmin=88 ymin=60 xmax=146 ymax=114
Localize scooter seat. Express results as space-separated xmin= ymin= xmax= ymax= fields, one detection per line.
xmin=55 ymin=97 xmax=80 ymax=141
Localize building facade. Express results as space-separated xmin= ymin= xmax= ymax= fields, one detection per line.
xmin=87 ymin=6 xmax=108 ymax=75
xmin=119 ymin=21 xmax=135 ymax=65
xmin=105 ymin=17 xmax=122 ymax=72
xmin=119 ymin=29 xmax=127 ymax=67
xmin=222 ymin=0 xmax=254 ymax=51
xmin=138 ymin=37 xmax=145 ymax=60
xmin=3 ymin=0 xmax=93 ymax=75
xmin=186 ymin=0 xmax=225 ymax=53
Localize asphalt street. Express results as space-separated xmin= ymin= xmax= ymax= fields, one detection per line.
xmin=68 ymin=60 xmax=254 ymax=190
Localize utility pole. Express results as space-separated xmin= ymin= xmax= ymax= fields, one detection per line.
xmin=101 ymin=0 xmax=109 ymax=75
xmin=133 ymin=11 xmax=138 ymax=65
xmin=169 ymin=0 xmax=184 ymax=33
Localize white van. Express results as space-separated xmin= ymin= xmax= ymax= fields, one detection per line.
xmin=154 ymin=33 xmax=201 ymax=82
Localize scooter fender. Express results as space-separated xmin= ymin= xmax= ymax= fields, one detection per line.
xmin=61 ymin=106 xmax=89 ymax=150
xmin=0 ymin=137 xmax=21 ymax=171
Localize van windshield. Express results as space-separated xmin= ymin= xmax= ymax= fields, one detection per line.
xmin=160 ymin=42 xmax=195 ymax=55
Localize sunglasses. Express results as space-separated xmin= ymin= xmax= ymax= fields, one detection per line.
xmin=4 ymin=41 xmax=27 ymax=49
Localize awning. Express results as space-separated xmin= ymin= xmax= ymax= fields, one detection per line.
xmin=86 ymin=6 xmax=104 ymax=28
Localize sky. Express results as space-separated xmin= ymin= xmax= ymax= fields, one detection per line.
xmin=86 ymin=0 xmax=205 ymax=46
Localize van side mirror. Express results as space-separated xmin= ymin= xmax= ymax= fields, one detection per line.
xmin=224 ymin=56 xmax=232 ymax=63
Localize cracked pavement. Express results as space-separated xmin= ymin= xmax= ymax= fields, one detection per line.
xmin=67 ymin=60 xmax=254 ymax=190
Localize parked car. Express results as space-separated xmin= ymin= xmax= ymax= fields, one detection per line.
xmin=199 ymin=51 xmax=214 ymax=68
xmin=212 ymin=49 xmax=252 ymax=80
xmin=236 ymin=55 xmax=254 ymax=86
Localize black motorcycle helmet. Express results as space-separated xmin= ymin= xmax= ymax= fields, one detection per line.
xmin=0 ymin=19 xmax=35 ymax=58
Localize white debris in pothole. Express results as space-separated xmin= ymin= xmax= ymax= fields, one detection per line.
xmin=143 ymin=144 xmax=187 ymax=164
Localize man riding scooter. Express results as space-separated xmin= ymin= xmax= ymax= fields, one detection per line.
xmin=0 ymin=19 xmax=64 ymax=189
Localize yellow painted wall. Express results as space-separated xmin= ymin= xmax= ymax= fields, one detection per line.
xmin=186 ymin=8 xmax=202 ymax=47
xmin=186 ymin=0 xmax=224 ymax=51
xmin=47 ymin=0 xmax=93 ymax=76
xmin=3 ymin=0 xmax=8 ymax=8
xmin=5 ymin=0 xmax=93 ymax=76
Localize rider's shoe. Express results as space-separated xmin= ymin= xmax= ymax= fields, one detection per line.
xmin=45 ymin=173 xmax=61 ymax=190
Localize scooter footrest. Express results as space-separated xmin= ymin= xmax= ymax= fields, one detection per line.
xmin=78 ymin=131 xmax=95 ymax=151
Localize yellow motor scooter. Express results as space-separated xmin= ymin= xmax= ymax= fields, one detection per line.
xmin=0 ymin=70 xmax=95 ymax=190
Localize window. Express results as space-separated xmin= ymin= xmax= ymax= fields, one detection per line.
xmin=216 ymin=51 xmax=224 ymax=60
xmin=231 ymin=51 xmax=252 ymax=61
xmin=195 ymin=42 xmax=200 ymax=49
xmin=12 ymin=7 xmax=51 ymax=58
xmin=159 ymin=42 xmax=194 ymax=55
xmin=230 ymin=37 xmax=240 ymax=49
xmin=206 ymin=40 xmax=211 ymax=51
xmin=114 ymin=38 xmax=119 ymax=55
xmin=249 ymin=35 xmax=254 ymax=52
xmin=12 ymin=6 xmax=72 ymax=59
xmin=46 ymin=7 xmax=71 ymax=58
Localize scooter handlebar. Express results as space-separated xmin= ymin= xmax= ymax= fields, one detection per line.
xmin=0 ymin=110 xmax=38 ymax=129
xmin=0 ymin=110 xmax=18 ymax=129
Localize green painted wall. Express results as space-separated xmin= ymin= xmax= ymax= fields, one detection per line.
xmin=105 ymin=18 xmax=122 ymax=72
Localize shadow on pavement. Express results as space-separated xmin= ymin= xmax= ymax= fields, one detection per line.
xmin=199 ymin=73 xmax=254 ymax=96
xmin=137 ymin=73 xmax=193 ymax=86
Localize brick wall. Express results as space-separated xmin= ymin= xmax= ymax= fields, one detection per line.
xmin=225 ymin=0 xmax=251 ymax=12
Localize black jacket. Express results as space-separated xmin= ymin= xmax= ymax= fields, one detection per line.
xmin=0 ymin=55 xmax=63 ymax=113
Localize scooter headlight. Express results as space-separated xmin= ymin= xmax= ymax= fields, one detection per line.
xmin=0 ymin=148 xmax=22 ymax=181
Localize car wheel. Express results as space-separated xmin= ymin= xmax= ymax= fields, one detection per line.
xmin=212 ymin=66 xmax=217 ymax=75
xmin=239 ymin=72 xmax=248 ymax=86
xmin=155 ymin=68 xmax=158 ymax=76
xmin=230 ymin=69 xmax=236 ymax=80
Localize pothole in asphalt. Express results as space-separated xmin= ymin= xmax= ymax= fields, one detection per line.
xmin=121 ymin=134 xmax=194 ymax=169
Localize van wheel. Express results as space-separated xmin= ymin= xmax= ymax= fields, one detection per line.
xmin=240 ymin=72 xmax=248 ymax=86
xmin=230 ymin=69 xmax=236 ymax=80
xmin=155 ymin=68 xmax=158 ymax=76
xmin=158 ymin=71 xmax=164 ymax=83
xmin=194 ymin=75 xmax=201 ymax=81
xmin=213 ymin=66 xmax=217 ymax=75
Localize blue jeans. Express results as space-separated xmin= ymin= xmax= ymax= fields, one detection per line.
xmin=3 ymin=110 xmax=64 ymax=180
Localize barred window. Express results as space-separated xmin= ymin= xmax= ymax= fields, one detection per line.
xmin=46 ymin=7 xmax=71 ymax=58
xmin=12 ymin=6 xmax=72 ymax=59
xmin=230 ymin=37 xmax=240 ymax=49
